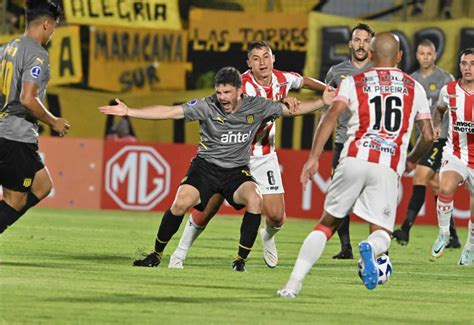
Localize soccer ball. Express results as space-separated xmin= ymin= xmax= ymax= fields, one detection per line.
xmin=358 ymin=254 xmax=393 ymax=285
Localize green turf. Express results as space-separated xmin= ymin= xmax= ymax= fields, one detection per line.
xmin=1 ymin=208 xmax=473 ymax=324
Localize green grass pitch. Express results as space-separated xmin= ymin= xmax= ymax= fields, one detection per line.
xmin=1 ymin=208 xmax=473 ymax=324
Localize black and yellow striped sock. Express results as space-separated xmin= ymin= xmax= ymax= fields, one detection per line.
xmin=237 ymin=211 xmax=261 ymax=259
xmin=154 ymin=209 xmax=184 ymax=253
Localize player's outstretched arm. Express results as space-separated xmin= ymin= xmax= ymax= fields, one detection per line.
xmin=282 ymin=86 xmax=336 ymax=116
xmin=300 ymin=100 xmax=347 ymax=186
xmin=302 ymin=76 xmax=327 ymax=92
xmin=98 ymin=98 xmax=185 ymax=120
xmin=20 ymin=82 xmax=70 ymax=136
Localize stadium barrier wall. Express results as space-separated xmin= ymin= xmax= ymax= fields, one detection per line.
xmin=62 ymin=0 xmax=182 ymax=30
xmin=0 ymin=26 xmax=83 ymax=86
xmin=35 ymin=137 xmax=470 ymax=226
xmin=305 ymin=12 xmax=474 ymax=81
xmin=88 ymin=26 xmax=192 ymax=93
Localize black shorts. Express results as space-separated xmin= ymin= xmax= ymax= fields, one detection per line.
xmin=181 ymin=157 xmax=256 ymax=211
xmin=0 ymin=137 xmax=44 ymax=192
xmin=332 ymin=142 xmax=344 ymax=175
xmin=418 ymin=139 xmax=447 ymax=172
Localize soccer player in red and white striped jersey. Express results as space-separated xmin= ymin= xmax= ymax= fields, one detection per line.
xmin=431 ymin=48 xmax=474 ymax=265
xmin=169 ymin=41 xmax=327 ymax=269
xmin=278 ymin=32 xmax=434 ymax=297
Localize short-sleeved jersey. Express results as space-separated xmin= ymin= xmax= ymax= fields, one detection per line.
xmin=182 ymin=95 xmax=283 ymax=168
xmin=325 ymin=60 xmax=373 ymax=144
xmin=241 ymin=69 xmax=303 ymax=157
xmin=0 ymin=36 xmax=50 ymax=143
xmin=411 ymin=66 xmax=454 ymax=139
xmin=334 ymin=68 xmax=431 ymax=175
xmin=438 ymin=80 xmax=474 ymax=167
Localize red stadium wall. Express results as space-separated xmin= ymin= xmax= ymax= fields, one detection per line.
xmin=34 ymin=137 xmax=470 ymax=226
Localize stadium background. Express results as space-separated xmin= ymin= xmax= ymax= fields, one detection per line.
xmin=0 ymin=0 xmax=473 ymax=223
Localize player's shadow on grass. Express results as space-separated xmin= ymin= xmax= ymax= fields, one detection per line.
xmin=46 ymin=294 xmax=266 ymax=304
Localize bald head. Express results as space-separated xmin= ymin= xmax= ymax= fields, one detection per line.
xmin=370 ymin=32 xmax=401 ymax=67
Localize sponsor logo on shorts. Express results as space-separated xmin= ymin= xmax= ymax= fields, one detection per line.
xmin=30 ymin=66 xmax=41 ymax=78
xmin=23 ymin=178 xmax=32 ymax=188
xmin=241 ymin=169 xmax=251 ymax=177
xmin=383 ymin=205 xmax=391 ymax=218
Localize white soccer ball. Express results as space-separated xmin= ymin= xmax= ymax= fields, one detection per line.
xmin=358 ymin=254 xmax=393 ymax=285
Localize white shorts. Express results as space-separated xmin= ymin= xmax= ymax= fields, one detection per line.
xmin=250 ymin=152 xmax=284 ymax=195
xmin=324 ymin=157 xmax=399 ymax=231
xmin=440 ymin=154 xmax=474 ymax=194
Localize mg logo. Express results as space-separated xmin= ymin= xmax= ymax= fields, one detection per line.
xmin=105 ymin=146 xmax=170 ymax=210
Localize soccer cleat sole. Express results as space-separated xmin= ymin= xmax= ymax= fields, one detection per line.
xmin=358 ymin=241 xmax=378 ymax=290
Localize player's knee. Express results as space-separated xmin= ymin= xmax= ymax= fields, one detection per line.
xmin=246 ymin=192 xmax=263 ymax=213
xmin=264 ymin=208 xmax=285 ymax=227
xmin=171 ymin=200 xmax=192 ymax=216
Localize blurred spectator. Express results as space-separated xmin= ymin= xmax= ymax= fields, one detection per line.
xmin=104 ymin=100 xmax=137 ymax=143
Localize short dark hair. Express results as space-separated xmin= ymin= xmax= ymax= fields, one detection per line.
xmin=460 ymin=48 xmax=474 ymax=59
xmin=351 ymin=23 xmax=375 ymax=38
xmin=247 ymin=41 xmax=272 ymax=57
xmin=25 ymin=0 xmax=63 ymax=24
xmin=417 ymin=39 xmax=436 ymax=50
xmin=214 ymin=67 xmax=242 ymax=89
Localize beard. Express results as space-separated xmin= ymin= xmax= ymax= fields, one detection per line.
xmin=352 ymin=48 xmax=369 ymax=62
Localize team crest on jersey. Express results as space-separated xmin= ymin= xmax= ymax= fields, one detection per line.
xmin=187 ymin=99 xmax=198 ymax=106
xmin=30 ymin=66 xmax=41 ymax=78
xmin=429 ymin=83 xmax=437 ymax=91
xmin=246 ymin=115 xmax=254 ymax=124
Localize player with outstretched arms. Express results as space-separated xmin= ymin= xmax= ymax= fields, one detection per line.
xmin=169 ymin=41 xmax=327 ymax=269
xmin=99 ymin=67 xmax=334 ymax=271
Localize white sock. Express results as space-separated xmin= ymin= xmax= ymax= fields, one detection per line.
xmin=367 ymin=230 xmax=391 ymax=256
xmin=467 ymin=220 xmax=474 ymax=249
xmin=261 ymin=222 xmax=281 ymax=241
xmin=285 ymin=230 xmax=327 ymax=293
xmin=437 ymin=197 xmax=453 ymax=234
xmin=173 ymin=216 xmax=206 ymax=260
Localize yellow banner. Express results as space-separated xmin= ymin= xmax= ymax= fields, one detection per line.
xmin=88 ymin=26 xmax=191 ymax=93
xmin=189 ymin=8 xmax=308 ymax=52
xmin=0 ymin=26 xmax=83 ymax=85
xmin=305 ymin=12 xmax=474 ymax=80
xmin=63 ymin=0 xmax=182 ymax=30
